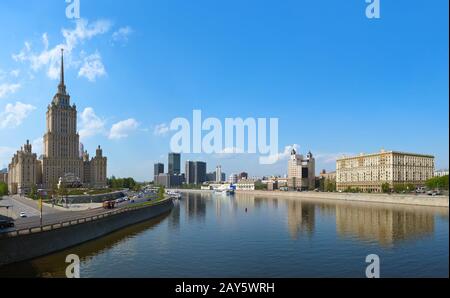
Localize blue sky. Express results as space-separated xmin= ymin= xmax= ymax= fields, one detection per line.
xmin=0 ymin=0 xmax=448 ymax=181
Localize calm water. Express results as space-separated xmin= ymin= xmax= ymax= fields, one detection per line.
xmin=1 ymin=193 xmax=448 ymax=278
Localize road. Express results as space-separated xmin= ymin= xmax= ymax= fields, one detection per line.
xmin=1 ymin=192 xmax=158 ymax=232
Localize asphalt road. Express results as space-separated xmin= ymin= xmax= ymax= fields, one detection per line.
xmin=2 ymin=193 xmax=157 ymax=232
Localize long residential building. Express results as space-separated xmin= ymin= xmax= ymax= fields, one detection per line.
xmin=336 ymin=150 xmax=435 ymax=193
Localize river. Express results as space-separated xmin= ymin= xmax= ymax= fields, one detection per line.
xmin=0 ymin=192 xmax=448 ymax=278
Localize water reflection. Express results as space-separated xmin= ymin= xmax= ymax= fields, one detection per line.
xmin=335 ymin=204 xmax=435 ymax=246
xmin=235 ymin=193 xmax=441 ymax=245
xmin=0 ymin=193 xmax=447 ymax=278
xmin=0 ymin=212 xmax=171 ymax=278
xmin=287 ymin=200 xmax=315 ymax=239
xmin=185 ymin=193 xmax=207 ymax=221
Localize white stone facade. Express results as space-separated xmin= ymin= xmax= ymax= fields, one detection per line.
xmin=336 ymin=150 xmax=435 ymax=192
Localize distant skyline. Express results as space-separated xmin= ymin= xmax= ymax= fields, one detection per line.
xmin=0 ymin=0 xmax=448 ymax=181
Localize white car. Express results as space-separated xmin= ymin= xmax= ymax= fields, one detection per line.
xmin=19 ymin=212 xmax=27 ymax=218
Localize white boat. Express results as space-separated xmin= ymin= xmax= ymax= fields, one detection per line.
xmin=166 ymin=191 xmax=182 ymax=199
xmin=213 ymin=185 xmax=235 ymax=196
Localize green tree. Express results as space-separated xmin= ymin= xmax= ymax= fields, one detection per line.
xmin=158 ymin=186 xmax=165 ymax=201
xmin=319 ymin=179 xmax=325 ymax=192
xmin=426 ymin=175 xmax=449 ymax=190
xmin=325 ymin=181 xmax=336 ymax=192
xmin=406 ymin=184 xmax=415 ymax=192
xmin=0 ymin=182 xmax=8 ymax=197
xmin=393 ymin=184 xmax=407 ymax=193
xmin=29 ymin=184 xmax=38 ymax=200
xmin=58 ymin=184 xmax=68 ymax=199
xmin=255 ymin=181 xmax=267 ymax=191
xmin=381 ymin=183 xmax=391 ymax=194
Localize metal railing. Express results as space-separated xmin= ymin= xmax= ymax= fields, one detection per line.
xmin=0 ymin=198 xmax=171 ymax=239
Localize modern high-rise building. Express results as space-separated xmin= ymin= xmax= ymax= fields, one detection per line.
xmin=194 ymin=162 xmax=207 ymax=185
xmin=216 ymin=166 xmax=222 ymax=182
xmin=287 ymin=149 xmax=316 ymax=191
xmin=336 ymin=150 xmax=435 ymax=192
xmin=185 ymin=161 xmax=207 ymax=185
xmin=185 ymin=161 xmax=195 ymax=184
xmin=154 ymin=163 xmax=164 ymax=176
xmin=206 ymin=172 xmax=216 ymax=182
xmin=8 ymin=50 xmax=107 ymax=194
xmin=168 ymin=153 xmax=181 ymax=175
xmin=154 ymin=163 xmax=164 ymax=180
xmin=155 ymin=173 xmax=184 ymax=188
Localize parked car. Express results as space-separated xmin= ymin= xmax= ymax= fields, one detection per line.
xmin=428 ymin=190 xmax=442 ymax=196
xmin=416 ymin=187 xmax=426 ymax=194
xmin=19 ymin=212 xmax=27 ymax=218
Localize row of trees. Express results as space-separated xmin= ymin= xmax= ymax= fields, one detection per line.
xmin=28 ymin=184 xmax=65 ymax=201
xmin=381 ymin=183 xmax=417 ymax=194
xmin=426 ymin=175 xmax=449 ymax=190
xmin=107 ymin=176 xmax=141 ymax=191
xmin=317 ymin=179 xmax=337 ymax=192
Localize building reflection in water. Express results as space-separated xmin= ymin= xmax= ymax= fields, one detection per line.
xmin=207 ymin=193 xmax=438 ymax=247
xmin=284 ymin=198 xmax=437 ymax=245
xmin=335 ymin=204 xmax=435 ymax=247
xmin=286 ymin=200 xmax=316 ymax=240
xmin=168 ymin=200 xmax=181 ymax=230
xmin=184 ymin=193 xmax=207 ymax=221
xmin=0 ymin=213 xmax=171 ymax=278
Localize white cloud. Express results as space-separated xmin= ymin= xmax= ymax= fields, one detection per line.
xmin=63 ymin=19 xmax=111 ymax=49
xmin=315 ymin=152 xmax=355 ymax=164
xmin=109 ymin=118 xmax=139 ymax=140
xmin=0 ymin=83 xmax=21 ymax=99
xmin=112 ymin=26 xmax=133 ymax=44
xmin=10 ymin=69 xmax=20 ymax=78
xmin=79 ymin=107 xmax=106 ymax=139
xmin=153 ymin=123 xmax=170 ymax=136
xmin=0 ymin=102 xmax=36 ymax=129
xmin=12 ymin=19 xmax=111 ymax=80
xmin=78 ymin=52 xmax=106 ymax=82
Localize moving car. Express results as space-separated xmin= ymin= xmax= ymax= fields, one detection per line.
xmin=102 ymin=201 xmax=116 ymax=210
xmin=19 ymin=212 xmax=27 ymax=218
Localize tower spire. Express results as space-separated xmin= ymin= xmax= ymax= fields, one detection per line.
xmin=58 ymin=48 xmax=66 ymax=95
xmin=60 ymin=48 xmax=64 ymax=86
